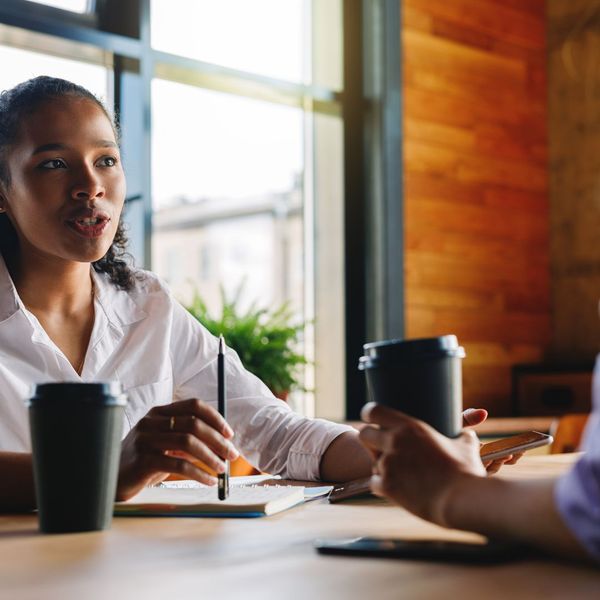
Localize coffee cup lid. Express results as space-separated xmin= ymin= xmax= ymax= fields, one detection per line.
xmin=29 ymin=382 xmax=127 ymax=406
xmin=359 ymin=335 xmax=465 ymax=368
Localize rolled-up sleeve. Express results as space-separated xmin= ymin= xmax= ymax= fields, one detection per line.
xmin=228 ymin=396 xmax=355 ymax=480
xmin=554 ymin=357 xmax=600 ymax=562
xmin=170 ymin=299 xmax=355 ymax=481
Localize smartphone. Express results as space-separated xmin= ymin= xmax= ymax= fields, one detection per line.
xmin=328 ymin=476 xmax=373 ymax=503
xmin=479 ymin=431 xmax=553 ymax=462
xmin=314 ymin=537 xmax=527 ymax=564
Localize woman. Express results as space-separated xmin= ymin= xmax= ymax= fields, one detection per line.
xmin=0 ymin=76 xmax=493 ymax=511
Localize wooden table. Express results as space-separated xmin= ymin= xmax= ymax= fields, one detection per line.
xmin=1 ymin=454 xmax=598 ymax=600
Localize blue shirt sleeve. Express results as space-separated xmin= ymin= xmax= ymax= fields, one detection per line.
xmin=554 ymin=357 xmax=600 ymax=561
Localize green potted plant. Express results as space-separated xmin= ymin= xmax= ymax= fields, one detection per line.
xmin=185 ymin=284 xmax=308 ymax=400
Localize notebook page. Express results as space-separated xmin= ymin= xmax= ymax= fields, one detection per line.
xmin=160 ymin=474 xmax=280 ymax=489
xmin=125 ymin=485 xmax=303 ymax=507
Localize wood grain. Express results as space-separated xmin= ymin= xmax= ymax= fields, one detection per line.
xmin=403 ymin=0 xmax=550 ymax=415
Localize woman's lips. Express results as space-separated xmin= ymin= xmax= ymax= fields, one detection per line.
xmin=66 ymin=217 xmax=110 ymax=238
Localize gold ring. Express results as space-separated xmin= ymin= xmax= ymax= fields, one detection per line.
xmin=169 ymin=416 xmax=175 ymax=431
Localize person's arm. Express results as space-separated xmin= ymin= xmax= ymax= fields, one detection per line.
xmin=319 ymin=430 xmax=373 ymax=482
xmin=320 ymin=407 xmax=503 ymax=483
xmin=359 ymin=403 xmax=591 ymax=563
xmin=443 ymin=476 xmax=589 ymax=561
xmin=0 ymin=452 xmax=35 ymax=511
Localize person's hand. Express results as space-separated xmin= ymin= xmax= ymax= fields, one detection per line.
xmin=359 ymin=403 xmax=486 ymax=526
xmin=359 ymin=407 xmax=490 ymax=463
xmin=462 ymin=407 xmax=487 ymax=427
xmin=360 ymin=406 xmax=518 ymax=474
xmin=482 ymin=451 xmax=524 ymax=474
xmin=461 ymin=407 xmax=523 ymax=473
xmin=117 ymin=398 xmax=239 ymax=501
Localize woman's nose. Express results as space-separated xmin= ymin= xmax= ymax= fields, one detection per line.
xmin=71 ymin=168 xmax=105 ymax=201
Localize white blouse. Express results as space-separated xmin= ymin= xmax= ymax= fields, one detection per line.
xmin=0 ymin=256 xmax=352 ymax=480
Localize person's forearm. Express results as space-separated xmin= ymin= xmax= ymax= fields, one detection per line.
xmin=444 ymin=476 xmax=589 ymax=561
xmin=0 ymin=452 xmax=36 ymax=511
xmin=320 ymin=431 xmax=373 ymax=482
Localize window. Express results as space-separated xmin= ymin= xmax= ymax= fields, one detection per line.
xmin=150 ymin=1 xmax=344 ymax=418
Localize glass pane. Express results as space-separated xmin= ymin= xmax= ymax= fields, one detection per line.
xmin=151 ymin=77 xmax=304 ymax=323
xmin=152 ymin=79 xmax=346 ymax=418
xmin=0 ymin=45 xmax=108 ymax=102
xmin=152 ymin=80 xmax=302 ymax=209
xmin=24 ymin=0 xmax=90 ymax=13
xmin=151 ymin=0 xmax=342 ymax=88
xmin=151 ymin=0 xmax=303 ymax=82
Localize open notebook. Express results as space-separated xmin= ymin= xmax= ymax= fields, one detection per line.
xmin=114 ymin=477 xmax=332 ymax=518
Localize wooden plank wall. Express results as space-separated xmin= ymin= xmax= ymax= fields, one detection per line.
xmin=547 ymin=0 xmax=600 ymax=363
xmin=402 ymin=0 xmax=551 ymax=415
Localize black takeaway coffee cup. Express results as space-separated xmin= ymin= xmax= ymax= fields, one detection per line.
xmin=28 ymin=382 xmax=126 ymax=534
xmin=358 ymin=335 xmax=465 ymax=438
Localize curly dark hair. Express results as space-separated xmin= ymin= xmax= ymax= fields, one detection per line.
xmin=0 ymin=76 xmax=136 ymax=290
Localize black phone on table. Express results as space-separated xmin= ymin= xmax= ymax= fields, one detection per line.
xmin=314 ymin=537 xmax=527 ymax=563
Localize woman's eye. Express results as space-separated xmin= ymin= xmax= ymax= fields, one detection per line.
xmin=98 ymin=156 xmax=118 ymax=167
xmin=39 ymin=159 xmax=66 ymax=169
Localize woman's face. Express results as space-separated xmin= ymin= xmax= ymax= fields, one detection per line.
xmin=0 ymin=96 xmax=126 ymax=265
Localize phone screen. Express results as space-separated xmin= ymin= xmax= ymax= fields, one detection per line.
xmin=480 ymin=431 xmax=552 ymax=462
xmin=315 ymin=537 xmax=527 ymax=563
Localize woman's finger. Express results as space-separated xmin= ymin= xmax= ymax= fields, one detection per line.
xmin=152 ymin=399 xmax=234 ymax=438
xmin=150 ymin=454 xmax=218 ymax=486
xmin=186 ymin=417 xmax=239 ymax=460
xmin=136 ymin=431 xmax=229 ymax=474
xmin=138 ymin=415 xmax=239 ymax=461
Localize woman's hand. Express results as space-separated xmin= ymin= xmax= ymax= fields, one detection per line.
xmin=359 ymin=402 xmax=486 ymax=526
xmin=117 ymin=398 xmax=239 ymax=501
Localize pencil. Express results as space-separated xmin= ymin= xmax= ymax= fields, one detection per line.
xmin=218 ymin=334 xmax=229 ymax=500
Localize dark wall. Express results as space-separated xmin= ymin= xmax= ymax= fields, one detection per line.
xmin=548 ymin=0 xmax=600 ymax=362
